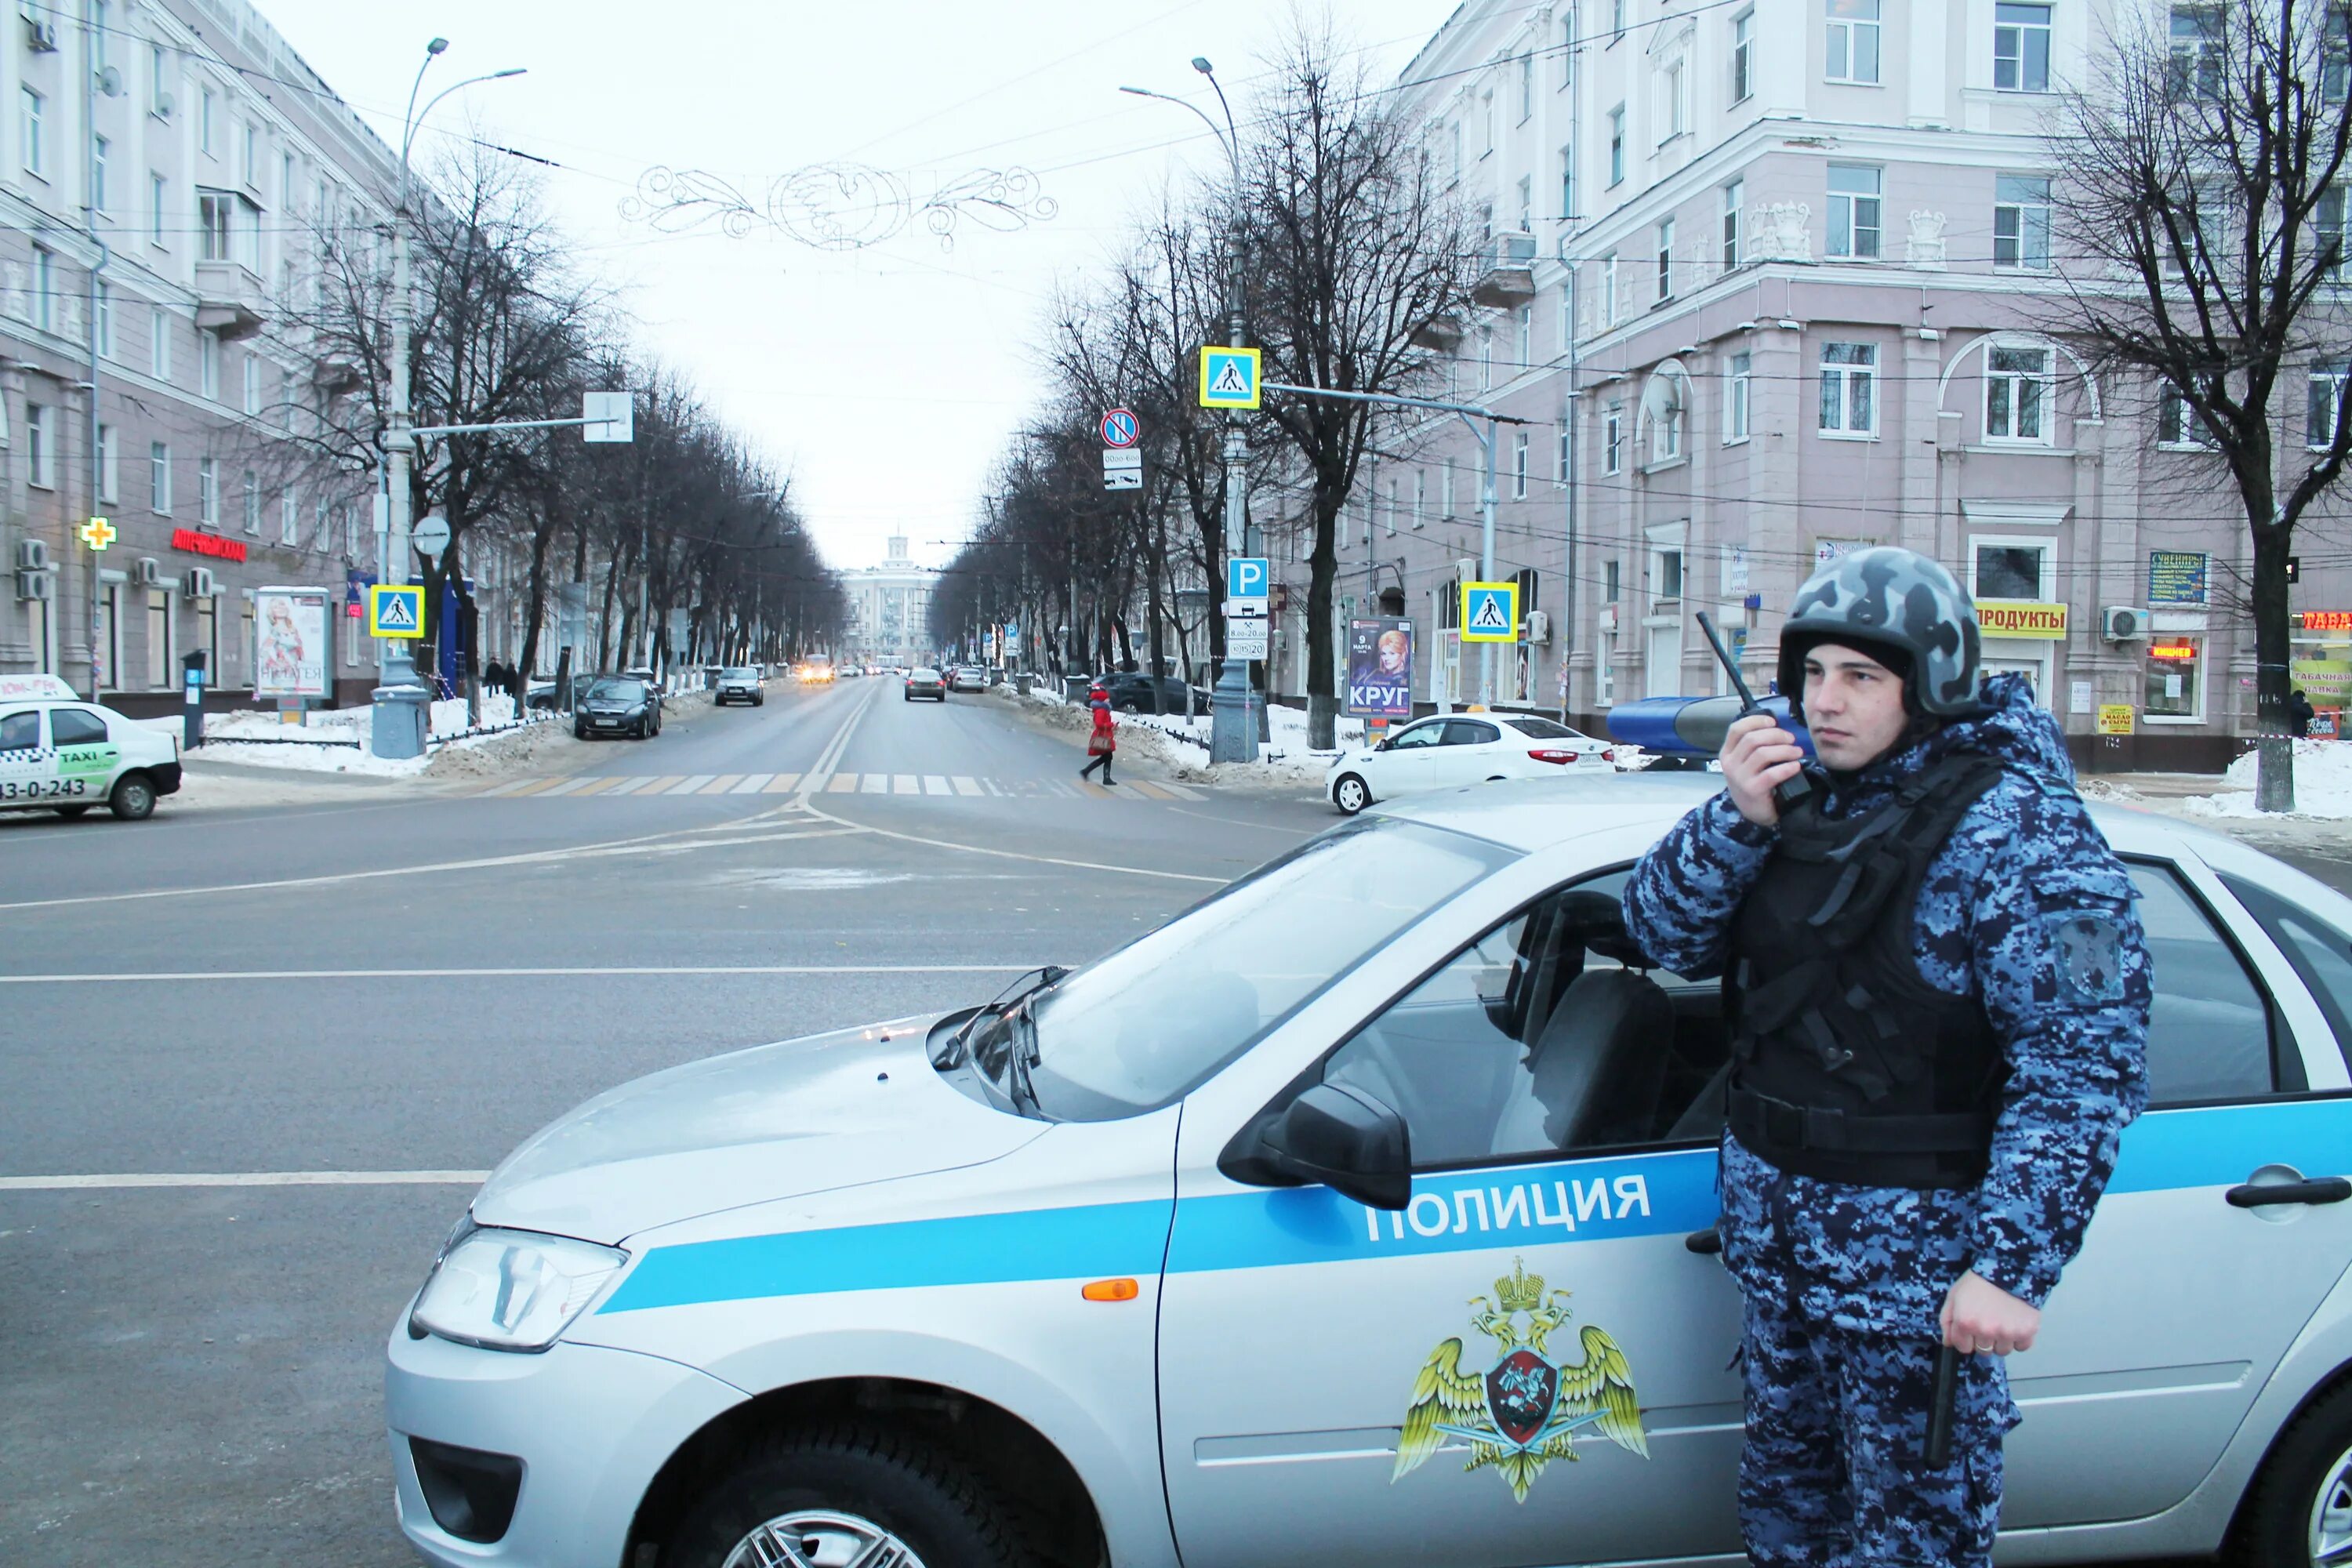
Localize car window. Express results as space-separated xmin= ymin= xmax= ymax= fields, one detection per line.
xmin=1389 ymin=722 xmax=1446 ymax=750
xmin=587 ymin=679 xmax=645 ymax=701
xmin=1505 ymin=717 xmax=1584 ymax=741
xmin=1323 ymin=870 xmax=1718 ymax=1169
xmin=2220 ymin=872 xmax=2352 ymax=1081
xmin=1443 ymin=720 xmax=1501 ymax=746
xmin=0 ymin=709 xmax=38 ymax=750
xmin=49 ymin=707 xmax=107 ymax=746
xmin=2128 ymin=862 xmax=2290 ymax=1102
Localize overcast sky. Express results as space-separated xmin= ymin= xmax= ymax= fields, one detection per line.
xmin=256 ymin=0 xmax=1465 ymax=573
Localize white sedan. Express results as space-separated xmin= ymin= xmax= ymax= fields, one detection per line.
xmin=1327 ymin=712 xmax=1613 ymax=815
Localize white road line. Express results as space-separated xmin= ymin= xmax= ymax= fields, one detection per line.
xmin=536 ymin=777 xmax=594 ymax=797
xmin=0 ymin=1171 xmax=491 ymax=1190
xmin=601 ymin=776 xmax=655 ymax=796
xmin=893 ymin=774 xmax=919 ymax=794
xmin=799 ymin=801 xmax=1227 ymax=884
xmin=0 ymin=964 xmax=1034 ymax=984
xmin=860 ymin=774 xmax=889 ymax=793
xmin=952 ymin=775 xmax=982 ymax=796
xmin=732 ymin=773 xmax=774 ymax=793
xmin=923 ymin=775 xmax=952 ymax=795
xmin=671 ymin=774 xmax=717 ymax=795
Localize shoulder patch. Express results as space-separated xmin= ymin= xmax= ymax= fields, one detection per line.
xmin=2047 ymin=911 xmax=2126 ymax=1004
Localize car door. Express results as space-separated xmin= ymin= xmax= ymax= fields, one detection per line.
xmin=1993 ymin=851 xmax=2352 ymax=1527
xmin=1367 ymin=717 xmax=1452 ymax=800
xmin=1439 ymin=718 xmax=1505 ymax=786
xmin=46 ymin=705 xmax=119 ymax=805
xmin=1156 ymin=858 xmax=1746 ymax=1568
xmin=0 ymin=706 xmax=48 ymax=804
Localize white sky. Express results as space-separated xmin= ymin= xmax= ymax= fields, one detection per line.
xmin=256 ymin=0 xmax=1465 ymax=573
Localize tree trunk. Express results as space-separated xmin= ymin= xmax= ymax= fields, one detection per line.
xmin=2253 ymin=518 xmax=2296 ymax=813
xmin=1306 ymin=488 xmax=1341 ymax=750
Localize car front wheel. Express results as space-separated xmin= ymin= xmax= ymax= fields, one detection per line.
xmin=108 ymin=773 xmax=157 ymax=822
xmin=1334 ymin=773 xmax=1372 ymax=815
xmin=665 ymin=1425 xmax=1028 ymax=1568
xmin=2232 ymin=1381 xmax=2352 ymax=1567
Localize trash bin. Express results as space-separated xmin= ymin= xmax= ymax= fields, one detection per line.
xmin=371 ymin=648 xmax=431 ymax=760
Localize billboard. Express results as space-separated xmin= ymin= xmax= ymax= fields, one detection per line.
xmin=1345 ymin=618 xmax=1414 ymax=717
xmin=252 ymin=586 xmax=332 ymax=701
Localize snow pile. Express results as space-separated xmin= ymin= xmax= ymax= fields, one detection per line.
xmin=2182 ymin=739 xmax=2352 ymax=819
xmin=153 ymin=696 xmax=557 ymax=779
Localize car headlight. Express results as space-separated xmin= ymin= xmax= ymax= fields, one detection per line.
xmin=411 ymin=1226 xmax=629 ymax=1352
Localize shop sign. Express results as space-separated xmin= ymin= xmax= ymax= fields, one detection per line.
xmin=1976 ymin=599 xmax=2068 ymax=638
xmin=170 ymin=528 xmax=247 ymax=564
xmin=2096 ymin=704 xmax=2136 ymax=735
xmin=2147 ymin=550 xmax=2209 ymax=606
xmin=2292 ymin=652 xmax=2352 ymax=706
xmin=2302 ymin=611 xmax=2352 ymax=633
xmin=2148 ymin=641 xmax=2199 ymax=660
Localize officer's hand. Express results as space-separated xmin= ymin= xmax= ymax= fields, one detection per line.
xmin=1940 ymin=1269 xmax=2040 ymax=1356
xmin=1721 ymin=713 xmax=1806 ymax=828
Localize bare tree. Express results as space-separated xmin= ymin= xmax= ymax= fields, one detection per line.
xmin=2050 ymin=0 xmax=2352 ymax=809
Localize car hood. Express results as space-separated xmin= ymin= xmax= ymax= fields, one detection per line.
xmin=470 ymin=1015 xmax=1046 ymax=1245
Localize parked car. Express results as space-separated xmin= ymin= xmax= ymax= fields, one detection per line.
xmin=949 ymin=665 xmax=988 ymax=694
xmin=572 ymin=677 xmax=661 ymax=741
xmin=904 ymin=667 xmax=947 ymax=702
xmin=713 ymin=667 xmax=765 ymax=707
xmin=0 ymin=673 xmax=181 ymax=821
xmin=527 ymin=673 xmax=598 ymax=713
xmin=1327 ymin=712 xmax=1613 ymax=815
xmin=387 ymin=777 xmax=2352 ymax=1568
xmin=1099 ymin=672 xmax=1212 ymax=713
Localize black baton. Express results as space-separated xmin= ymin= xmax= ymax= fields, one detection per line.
xmin=1923 ymin=1343 xmax=1961 ymax=1468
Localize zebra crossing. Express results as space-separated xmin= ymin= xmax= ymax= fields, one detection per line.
xmin=472 ymin=771 xmax=1207 ymax=803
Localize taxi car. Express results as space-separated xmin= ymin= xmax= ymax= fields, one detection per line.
xmin=1327 ymin=711 xmax=1615 ymax=815
xmin=0 ymin=672 xmax=182 ymax=821
xmin=387 ymin=776 xmax=2352 ymax=1568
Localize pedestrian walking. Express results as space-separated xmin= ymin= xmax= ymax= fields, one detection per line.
xmin=1079 ymin=680 xmax=1117 ymax=785
xmin=1621 ymin=546 xmax=2151 ymax=1568
xmin=2291 ymin=688 xmax=2316 ymax=739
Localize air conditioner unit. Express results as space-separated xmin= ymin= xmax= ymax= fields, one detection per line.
xmin=1523 ymin=609 xmax=1552 ymax=644
xmin=132 ymin=556 xmax=160 ymax=586
xmin=15 ymin=567 xmax=53 ymax=601
xmin=14 ymin=537 xmax=47 ymax=571
xmin=24 ymin=17 xmax=57 ymax=53
xmin=183 ymin=566 xmax=216 ymax=598
xmin=2101 ymin=605 xmax=2152 ymax=642
xmin=1599 ymin=603 xmax=1620 ymax=634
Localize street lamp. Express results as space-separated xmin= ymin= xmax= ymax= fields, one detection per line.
xmin=372 ymin=42 xmax=525 ymax=757
xmin=1119 ymin=60 xmax=1258 ymax=764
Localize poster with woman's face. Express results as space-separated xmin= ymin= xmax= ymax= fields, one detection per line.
xmin=1345 ymin=618 xmax=1414 ymax=717
xmin=253 ymin=590 xmax=330 ymax=700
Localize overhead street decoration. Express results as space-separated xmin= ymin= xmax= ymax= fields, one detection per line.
xmin=368 ymin=584 xmax=426 ymax=640
xmin=79 ymin=516 xmax=114 ymax=551
xmin=1199 ymin=347 xmax=1261 ymax=410
xmin=1461 ymin=581 xmax=1519 ymax=644
xmin=621 ymin=163 xmax=1058 ymax=253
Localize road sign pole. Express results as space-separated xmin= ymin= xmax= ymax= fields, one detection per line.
xmin=1480 ymin=414 xmax=1497 ymax=709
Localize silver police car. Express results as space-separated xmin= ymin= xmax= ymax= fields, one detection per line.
xmin=388 ymin=776 xmax=2352 ymax=1568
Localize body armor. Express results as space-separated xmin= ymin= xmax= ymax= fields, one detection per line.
xmin=1725 ymin=753 xmax=2009 ymax=1189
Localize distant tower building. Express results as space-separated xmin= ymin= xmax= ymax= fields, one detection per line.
xmin=841 ymin=535 xmax=936 ymax=665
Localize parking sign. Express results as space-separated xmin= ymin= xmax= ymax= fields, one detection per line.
xmin=1225 ymin=557 xmax=1269 ymax=602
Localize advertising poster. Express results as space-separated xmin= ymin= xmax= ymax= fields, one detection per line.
xmin=1345 ymin=618 xmax=1414 ymax=717
xmin=2147 ymin=550 xmax=2209 ymax=606
xmin=252 ymin=587 xmax=331 ymax=701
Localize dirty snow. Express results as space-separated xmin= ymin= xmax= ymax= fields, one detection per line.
xmin=2178 ymin=739 xmax=2352 ymax=819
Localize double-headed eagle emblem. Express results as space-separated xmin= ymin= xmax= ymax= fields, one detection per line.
xmin=1392 ymin=1258 xmax=1648 ymax=1502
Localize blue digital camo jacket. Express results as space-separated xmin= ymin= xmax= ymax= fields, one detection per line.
xmin=1622 ymin=675 xmax=2152 ymax=1332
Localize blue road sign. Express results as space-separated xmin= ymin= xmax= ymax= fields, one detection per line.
xmin=1226 ymin=557 xmax=1270 ymax=601
xmin=1100 ymin=408 xmax=1138 ymax=448
xmin=1460 ymin=580 xmax=1519 ymax=643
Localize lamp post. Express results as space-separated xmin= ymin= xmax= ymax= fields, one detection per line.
xmin=1120 ymin=60 xmax=1258 ymax=764
xmin=371 ymin=40 xmax=524 ymax=757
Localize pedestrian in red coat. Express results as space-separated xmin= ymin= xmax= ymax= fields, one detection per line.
xmin=1080 ymin=681 xmax=1117 ymax=786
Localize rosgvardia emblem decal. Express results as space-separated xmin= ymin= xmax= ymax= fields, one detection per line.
xmin=1392 ymin=1258 xmax=1648 ymax=1501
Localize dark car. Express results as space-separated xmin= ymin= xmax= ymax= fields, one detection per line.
xmin=528 ymin=673 xmax=599 ymax=712
xmin=1101 ymin=672 xmax=1211 ymax=713
xmin=574 ymin=677 xmax=662 ymax=740
xmin=905 ymin=666 xmax=947 ymax=702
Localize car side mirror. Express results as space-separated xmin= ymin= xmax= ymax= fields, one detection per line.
xmin=1372 ymin=738 xmax=1392 ymax=752
xmin=1228 ymin=1082 xmax=1411 ymax=1210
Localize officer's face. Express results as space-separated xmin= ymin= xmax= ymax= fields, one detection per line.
xmin=1802 ymin=644 xmax=1910 ymax=770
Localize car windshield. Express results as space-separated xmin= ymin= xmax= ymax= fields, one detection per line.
xmin=1506 ymin=717 xmax=1588 ymax=741
xmin=971 ymin=816 xmax=1513 ymax=1120
xmin=588 ymin=678 xmax=645 ymax=701
xmin=723 ymin=667 xmax=757 ymax=679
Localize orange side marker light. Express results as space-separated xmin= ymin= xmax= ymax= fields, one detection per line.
xmin=1080 ymin=1277 xmax=1140 ymax=1302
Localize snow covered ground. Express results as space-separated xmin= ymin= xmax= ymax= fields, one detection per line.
xmin=2178 ymin=739 xmax=2352 ymax=820
xmin=138 ymin=694 xmax=550 ymax=779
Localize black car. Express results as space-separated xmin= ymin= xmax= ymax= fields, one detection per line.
xmin=1100 ymin=672 xmax=1211 ymax=713
xmin=574 ymin=677 xmax=662 ymax=740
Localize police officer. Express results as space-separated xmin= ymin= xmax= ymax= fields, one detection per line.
xmin=1622 ymin=547 xmax=2151 ymax=1566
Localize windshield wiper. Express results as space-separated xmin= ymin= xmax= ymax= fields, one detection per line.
xmin=933 ymin=964 xmax=1069 ymax=1070
xmin=1001 ymin=1000 xmax=1046 ymax=1117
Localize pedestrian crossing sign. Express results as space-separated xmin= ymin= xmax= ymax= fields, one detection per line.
xmin=368 ymin=583 xmax=425 ymax=639
xmin=1461 ymin=580 xmax=1519 ymax=643
xmin=1198 ymin=346 xmax=1261 ymax=410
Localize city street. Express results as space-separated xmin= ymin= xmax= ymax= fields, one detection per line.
xmin=0 ymin=680 xmax=1328 ymax=1565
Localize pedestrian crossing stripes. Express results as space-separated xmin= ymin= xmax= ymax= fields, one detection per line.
xmin=472 ymin=771 xmax=1204 ymax=802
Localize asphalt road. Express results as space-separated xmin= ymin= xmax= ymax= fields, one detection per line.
xmin=0 ymin=678 xmax=2283 ymax=1565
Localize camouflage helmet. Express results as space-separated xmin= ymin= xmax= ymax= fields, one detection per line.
xmin=1777 ymin=546 xmax=1983 ymax=720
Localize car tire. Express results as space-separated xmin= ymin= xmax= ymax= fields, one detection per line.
xmin=55 ymin=804 xmax=91 ymax=819
xmin=2229 ymin=1378 xmax=2352 ymax=1567
xmin=1334 ymin=773 xmax=1372 ymax=815
xmin=664 ymin=1424 xmax=1029 ymax=1568
xmin=574 ymin=723 xmax=588 ymax=740
xmin=108 ymin=773 xmax=157 ymax=822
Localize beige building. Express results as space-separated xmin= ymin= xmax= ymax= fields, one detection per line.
xmin=840 ymin=535 xmax=935 ymax=666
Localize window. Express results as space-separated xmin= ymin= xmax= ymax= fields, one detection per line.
xmin=1660 ymin=60 xmax=1687 ymax=140
xmin=1560 ymin=12 xmax=1576 ymax=89
xmin=1994 ymin=3 xmax=2053 ymax=91
xmin=50 ymin=706 xmax=106 ymax=746
xmin=1412 ymin=469 xmax=1426 ymax=529
xmin=1559 ymin=280 xmax=1574 ymax=350
xmin=277 ymin=485 xmax=298 ymax=547
xmin=198 ymin=457 xmax=218 ymax=528
xmin=2144 ymin=637 xmax=2205 ymax=722
xmin=1723 ymin=178 xmax=1744 ymax=267
xmin=1994 ymin=175 xmax=2053 ymax=268
xmin=149 ymin=172 xmax=166 ymax=248
xmin=1820 ymin=342 xmax=1878 ymax=434
xmin=1519 ymin=49 xmax=1535 ymax=122
xmin=1972 ymin=539 xmax=2049 ymax=599
xmin=2169 ymin=5 xmax=2223 ymax=100
xmin=1600 ymin=252 xmax=1619 ymax=326
xmin=1826 ymin=0 xmax=1882 ymax=83
xmin=0 ymin=709 xmax=37 ymax=749
xmin=1557 ymin=417 xmax=1571 ymax=481
xmin=1559 ymin=145 xmax=1574 ymax=223
xmin=281 ymin=151 xmax=293 ymax=204
xmin=2318 ymin=187 xmax=2350 ymax=278
xmin=149 ymin=42 xmax=168 ymax=116
xmin=1827 ymin=165 xmax=1883 ymax=258
xmin=242 ymin=354 xmax=261 ymax=416
xmin=1442 ymin=459 xmax=1457 ymax=518
xmin=1726 ymin=350 xmax=1752 ymax=441
xmin=1482 ymin=90 xmax=1495 ymax=157
xmin=1655 ymin=546 xmax=1686 ymax=601
xmin=2310 ymin=361 xmax=2350 ymax=450
xmin=1608 ymin=106 xmax=1625 ymax=186
xmin=1450 ymin=120 xmax=1463 ymax=180
xmin=1516 ymin=175 xmax=1533 ymax=235
xmin=199 ymin=331 xmax=220 ymax=401
xmin=25 ymin=401 xmax=49 ymax=488
xmin=196 ymin=190 xmax=257 ymax=266
xmin=1383 ymin=479 xmax=1397 ymax=536
xmin=150 ymin=441 xmax=170 ymax=513
xmin=93 ymin=280 xmax=111 ymax=359
xmin=20 ymin=87 xmax=42 ymax=178
xmin=1656 ymin=217 xmax=1675 ymax=302
xmin=146 ymin=588 xmax=169 ymax=687
xmin=92 ymin=134 xmax=109 ymax=212
xmin=1732 ymin=10 xmax=1755 ymax=102
xmin=1605 ymin=560 xmax=1621 ymax=601
xmin=1985 ymin=345 xmax=2056 ymax=441
xmin=241 ymin=470 xmax=260 ymax=535
xmin=2328 ymin=7 xmax=2352 ymax=106
xmin=1480 ymin=328 xmax=1494 ymax=390
xmin=1603 ymin=401 xmax=1624 ymax=473
xmin=1610 ymin=0 xmax=1626 ymax=41
xmin=1515 ymin=303 xmax=1532 ymax=368
xmin=1512 ymin=432 xmax=1530 ymax=499
xmin=2223 ymin=873 xmax=2352 ymax=1080
xmin=199 ymin=86 xmax=216 ymax=156
xmin=89 ymin=0 xmax=107 ymax=70
xmin=1650 ymin=391 xmax=1683 ymax=463
xmin=314 ymin=492 xmax=331 ymax=550
xmin=2158 ymin=384 xmax=2216 ymax=448
xmin=150 ymin=305 xmax=170 ymax=380
xmin=241 ymin=121 xmax=256 ymax=188
xmin=96 ymin=423 xmax=116 ymax=503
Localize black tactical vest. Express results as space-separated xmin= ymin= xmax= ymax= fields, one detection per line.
xmin=1724 ymin=753 xmax=2009 ymax=1189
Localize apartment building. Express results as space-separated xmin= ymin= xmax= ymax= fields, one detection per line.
xmin=0 ymin=0 xmax=394 ymax=711
xmin=1312 ymin=0 xmax=2350 ymax=769
xmin=841 ymin=535 xmax=936 ymax=666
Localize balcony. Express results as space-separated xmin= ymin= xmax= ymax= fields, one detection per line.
xmin=194 ymin=260 xmax=267 ymax=341
xmin=1410 ymin=310 xmax=1465 ymax=351
xmin=1471 ymin=231 xmax=1537 ymax=309
xmin=312 ymin=356 xmax=365 ymax=397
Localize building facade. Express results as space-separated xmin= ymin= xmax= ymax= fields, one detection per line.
xmin=840 ymin=535 xmax=935 ymax=666
xmin=1299 ymin=0 xmax=2350 ymax=769
xmin=0 ymin=0 xmax=394 ymax=712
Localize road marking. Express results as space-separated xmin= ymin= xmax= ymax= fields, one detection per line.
xmin=601 ymin=776 xmax=654 ymax=796
xmin=0 ymin=964 xmax=1034 ymax=985
xmin=672 ymin=774 xmax=717 ymax=794
xmin=731 ymin=773 xmax=773 ymax=793
xmin=476 ymin=777 xmax=540 ymax=797
xmin=1126 ymin=781 xmax=1170 ymax=799
xmin=800 ymin=801 xmax=1226 ymax=884
xmin=702 ymin=774 xmax=745 ymax=794
xmin=537 ymin=777 xmax=595 ymax=797
xmin=894 ymin=774 xmax=920 ymax=794
xmin=0 ymin=1170 xmax=492 ymax=1190
xmin=1078 ymin=782 xmax=1113 ymax=798
xmin=1153 ymin=779 xmax=1204 ymax=800
xmin=924 ymin=775 xmax=952 ymax=795
xmin=504 ymin=775 xmax=572 ymax=797
xmin=952 ymin=775 xmax=982 ymax=796
xmin=763 ymin=773 xmax=802 ymax=793
xmin=861 ymin=774 xmax=889 ymax=794
xmin=568 ymin=776 xmax=622 ymax=797
xmin=828 ymin=774 xmax=858 ymax=793
xmin=639 ymin=775 xmax=684 ymax=796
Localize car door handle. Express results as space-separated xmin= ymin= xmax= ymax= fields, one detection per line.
xmin=1684 ymin=1225 xmax=1722 ymax=1254
xmin=2226 ymin=1177 xmax=2352 ymax=1208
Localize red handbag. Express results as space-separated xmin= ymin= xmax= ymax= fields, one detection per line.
xmin=1087 ymin=731 xmax=1114 ymax=756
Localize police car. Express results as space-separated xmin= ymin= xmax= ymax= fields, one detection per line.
xmin=388 ymin=775 xmax=2352 ymax=1568
xmin=0 ymin=673 xmax=182 ymax=821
